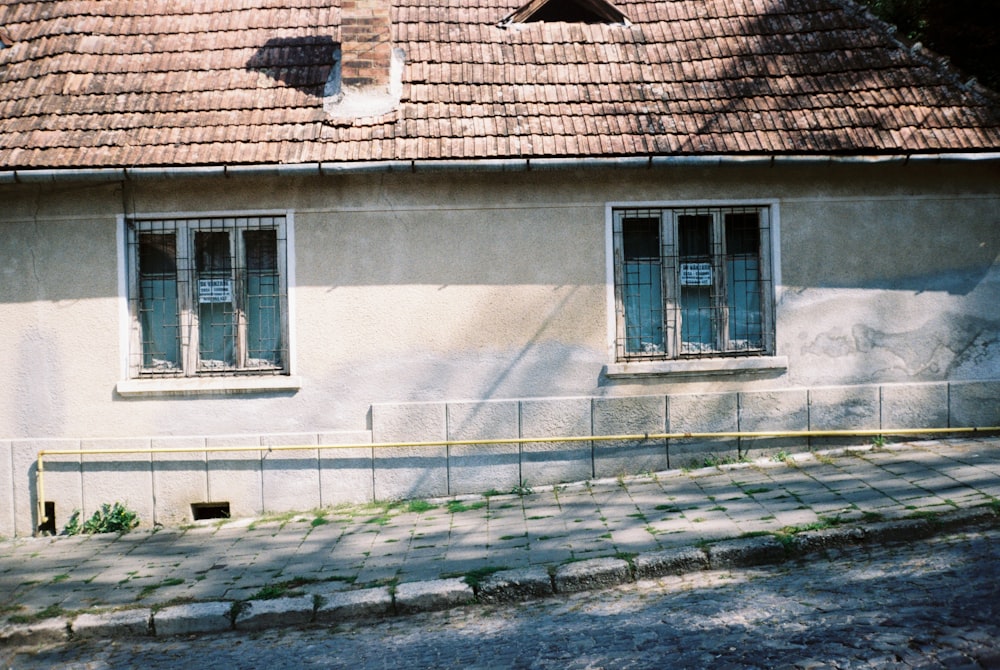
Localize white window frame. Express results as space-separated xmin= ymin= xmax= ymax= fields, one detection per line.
xmin=604 ymin=200 xmax=787 ymax=378
xmin=116 ymin=210 xmax=300 ymax=396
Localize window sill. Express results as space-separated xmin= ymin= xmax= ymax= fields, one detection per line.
xmin=116 ymin=375 xmax=303 ymax=397
xmin=605 ymin=356 xmax=788 ymax=379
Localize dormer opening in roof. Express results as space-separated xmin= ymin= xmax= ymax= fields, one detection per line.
xmin=325 ymin=0 xmax=404 ymax=120
xmin=499 ymin=0 xmax=629 ymax=27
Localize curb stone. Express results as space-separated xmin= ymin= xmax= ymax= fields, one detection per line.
xmin=554 ymin=557 xmax=631 ymax=593
xmin=394 ymin=578 xmax=474 ymax=614
xmin=153 ymin=601 xmax=233 ymax=637
xmin=633 ymin=546 xmax=709 ymax=580
xmin=706 ymin=535 xmax=788 ymax=568
xmin=72 ymin=608 xmax=152 ymax=638
xmin=315 ymin=586 xmax=393 ymax=623
xmin=476 ymin=567 xmax=553 ymax=603
xmin=0 ymin=617 xmax=69 ymax=646
xmin=791 ymin=525 xmax=867 ymax=553
xmin=863 ymin=517 xmax=937 ymax=544
xmin=234 ymin=595 xmax=314 ymax=631
xmin=935 ymin=505 xmax=998 ymax=530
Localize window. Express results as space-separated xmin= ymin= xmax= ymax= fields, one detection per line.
xmin=612 ymin=205 xmax=775 ymax=362
xmin=125 ymin=215 xmax=289 ymax=379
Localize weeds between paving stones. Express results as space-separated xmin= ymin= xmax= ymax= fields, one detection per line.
xmin=684 ymin=453 xmax=752 ymax=471
xmin=438 ymin=565 xmax=509 ymax=590
xmin=7 ymin=603 xmax=67 ymax=624
xmin=63 ymin=502 xmax=140 ymax=536
xmin=447 ymin=499 xmax=487 ymax=514
xmin=510 ymin=481 xmax=534 ymax=496
xmin=138 ymin=577 xmax=185 ymax=599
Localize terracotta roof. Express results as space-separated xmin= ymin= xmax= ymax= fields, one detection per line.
xmin=2 ymin=0 xmax=1000 ymax=169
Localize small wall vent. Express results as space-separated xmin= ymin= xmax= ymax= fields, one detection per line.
xmin=38 ymin=501 xmax=56 ymax=534
xmin=191 ymin=502 xmax=231 ymax=520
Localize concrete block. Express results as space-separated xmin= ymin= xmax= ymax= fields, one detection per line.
xmin=738 ymin=389 xmax=809 ymax=457
xmin=318 ymin=431 xmax=374 ymax=506
xmin=234 ymin=595 xmax=314 ymax=631
xmin=592 ymin=396 xmax=667 ymax=479
xmin=880 ymin=382 xmax=949 ymax=431
xmin=950 ymin=380 xmax=1000 ymax=428
xmin=808 ymin=385 xmax=880 ymax=431
xmin=394 ymin=578 xmax=474 ymax=614
xmin=668 ymin=393 xmax=739 ymax=468
xmin=372 ymin=403 xmax=448 ymax=500
xmin=0 ymin=441 xmax=13 ymax=538
xmin=808 ymin=384 xmax=881 ymax=449
xmin=476 ymin=567 xmax=553 ymax=603
xmin=446 ymin=401 xmax=520 ymax=495
xmin=81 ymin=438 xmax=153 ymax=530
xmin=151 ymin=436 xmax=208 ymax=526
xmin=12 ymin=439 xmax=82 ymax=536
xmin=206 ymin=435 xmax=263 ymax=519
xmin=261 ymin=433 xmax=320 ymax=513
xmin=705 ymin=535 xmax=787 ymax=568
xmin=0 ymin=617 xmax=69 ymax=646
xmin=153 ymin=601 xmax=233 ymax=637
xmin=632 ymin=546 xmax=709 ymax=580
xmin=553 ymin=557 xmax=631 ymax=593
xmin=72 ymin=608 xmax=152 ymax=638
xmin=314 ymin=586 xmax=392 ymax=622
xmin=519 ymin=397 xmax=593 ymax=486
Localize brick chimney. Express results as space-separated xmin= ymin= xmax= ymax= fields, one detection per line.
xmin=340 ymin=0 xmax=392 ymax=90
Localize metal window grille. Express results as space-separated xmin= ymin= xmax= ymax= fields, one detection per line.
xmin=127 ymin=216 xmax=288 ymax=377
xmin=613 ymin=206 xmax=773 ymax=361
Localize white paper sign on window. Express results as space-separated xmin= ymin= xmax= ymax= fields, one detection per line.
xmin=680 ymin=262 xmax=712 ymax=286
xmin=198 ymin=279 xmax=233 ymax=303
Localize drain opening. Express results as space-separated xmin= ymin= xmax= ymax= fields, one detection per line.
xmin=191 ymin=502 xmax=231 ymax=520
xmin=38 ymin=501 xmax=56 ymax=534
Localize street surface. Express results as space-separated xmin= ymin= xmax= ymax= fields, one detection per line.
xmin=4 ymin=526 xmax=1000 ymax=669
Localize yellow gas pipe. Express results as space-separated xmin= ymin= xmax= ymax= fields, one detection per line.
xmin=34 ymin=425 xmax=1000 ymax=534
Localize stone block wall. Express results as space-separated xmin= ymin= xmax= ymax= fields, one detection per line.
xmin=2 ymin=380 xmax=998 ymax=537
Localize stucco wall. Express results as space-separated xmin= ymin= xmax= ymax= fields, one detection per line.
xmin=1 ymin=161 xmax=999 ymax=534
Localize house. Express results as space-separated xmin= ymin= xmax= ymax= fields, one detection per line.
xmin=2 ymin=0 xmax=999 ymax=537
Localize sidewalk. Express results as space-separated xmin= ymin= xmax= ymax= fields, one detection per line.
xmin=3 ymin=437 xmax=1000 ymax=645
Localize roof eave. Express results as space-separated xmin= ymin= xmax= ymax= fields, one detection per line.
xmin=4 ymin=152 xmax=1000 ymax=185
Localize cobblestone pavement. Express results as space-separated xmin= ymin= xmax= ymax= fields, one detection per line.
xmin=5 ymin=525 xmax=1000 ymax=669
